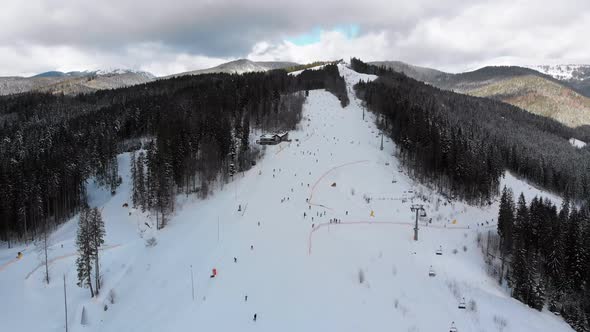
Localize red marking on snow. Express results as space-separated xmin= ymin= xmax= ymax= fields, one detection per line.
xmin=308 ymin=221 xmax=469 ymax=255
xmin=308 ymin=160 xmax=370 ymax=210
xmin=0 ymin=258 xmax=19 ymax=272
xmin=24 ymin=244 xmax=122 ymax=280
xmin=0 ymin=248 xmax=30 ymax=272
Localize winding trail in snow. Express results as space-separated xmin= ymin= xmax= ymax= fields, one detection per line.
xmin=24 ymin=244 xmax=122 ymax=280
xmin=307 ymin=160 xmax=371 ymax=210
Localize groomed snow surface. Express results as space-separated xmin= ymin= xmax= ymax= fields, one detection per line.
xmin=0 ymin=64 xmax=572 ymax=332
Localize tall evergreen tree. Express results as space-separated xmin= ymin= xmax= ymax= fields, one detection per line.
xmin=136 ymin=151 xmax=147 ymax=211
xmin=76 ymin=208 xmax=94 ymax=297
xmin=498 ymin=186 xmax=515 ymax=254
xmin=510 ymin=193 xmax=530 ymax=303
xmin=89 ymin=207 xmax=105 ymax=294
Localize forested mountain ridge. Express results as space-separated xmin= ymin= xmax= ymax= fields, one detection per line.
xmin=0 ymin=69 xmax=155 ymax=96
xmin=352 ymin=58 xmax=590 ymax=204
xmin=355 ymin=58 xmax=590 ymax=330
xmin=528 ymin=64 xmax=590 ymax=99
xmin=0 ymin=64 xmax=349 ymax=243
xmin=468 ymin=75 xmax=590 ymax=127
xmin=167 ymin=59 xmax=300 ymax=78
xmin=371 ymin=60 xmax=590 ymax=127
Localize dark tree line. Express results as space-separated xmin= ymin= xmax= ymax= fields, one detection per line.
xmin=351 ymin=58 xmax=590 ymax=204
xmin=497 ymin=188 xmax=590 ymax=331
xmin=0 ymin=64 xmax=348 ymax=242
xmin=296 ymin=63 xmax=349 ymax=107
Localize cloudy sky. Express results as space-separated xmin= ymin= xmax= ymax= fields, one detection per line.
xmin=2 ymin=0 xmax=589 ymax=76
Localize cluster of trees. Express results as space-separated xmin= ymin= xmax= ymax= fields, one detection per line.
xmin=351 ymin=58 xmax=590 ymax=330
xmin=296 ymin=63 xmax=349 ymax=107
xmin=0 ymin=64 xmax=348 ymax=243
xmin=284 ymin=61 xmax=333 ymax=73
xmin=351 ymin=58 xmax=590 ymax=204
xmin=497 ymin=188 xmax=590 ymax=331
xmin=76 ymin=207 xmax=105 ymax=297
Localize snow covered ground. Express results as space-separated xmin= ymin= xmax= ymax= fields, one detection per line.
xmin=526 ymin=64 xmax=590 ymax=81
xmin=0 ymin=64 xmax=572 ymax=332
xmin=288 ymin=64 xmax=327 ymax=76
xmin=569 ymin=137 xmax=587 ymax=148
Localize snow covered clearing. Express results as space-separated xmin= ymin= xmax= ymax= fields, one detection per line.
xmin=288 ymin=64 xmax=327 ymax=76
xmin=569 ymin=137 xmax=587 ymax=148
xmin=0 ymin=64 xmax=572 ymax=332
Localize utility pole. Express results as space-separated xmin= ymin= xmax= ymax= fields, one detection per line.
xmin=380 ymin=132 xmax=384 ymax=151
xmin=63 ymin=274 xmax=68 ymax=332
xmin=486 ymin=230 xmax=491 ymax=257
xmin=410 ymin=204 xmax=425 ymax=241
xmin=190 ymin=265 xmax=195 ymax=301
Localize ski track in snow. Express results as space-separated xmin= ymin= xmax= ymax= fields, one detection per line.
xmin=0 ymin=64 xmax=572 ymax=332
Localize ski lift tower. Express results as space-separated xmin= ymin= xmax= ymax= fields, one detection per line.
xmin=410 ymin=204 xmax=425 ymax=241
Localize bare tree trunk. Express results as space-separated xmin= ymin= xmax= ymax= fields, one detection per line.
xmin=94 ymin=254 xmax=100 ymax=295
xmin=88 ymin=278 xmax=94 ymax=298
xmin=44 ymin=230 xmax=49 ymax=284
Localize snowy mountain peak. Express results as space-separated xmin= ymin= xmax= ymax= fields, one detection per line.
xmin=168 ymin=59 xmax=299 ymax=78
xmin=92 ymin=68 xmax=156 ymax=78
xmin=526 ymin=64 xmax=590 ymax=81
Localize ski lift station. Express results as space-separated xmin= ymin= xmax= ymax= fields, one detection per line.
xmin=257 ymin=132 xmax=289 ymax=145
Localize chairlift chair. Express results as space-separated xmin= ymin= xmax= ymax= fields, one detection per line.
xmin=420 ymin=210 xmax=427 ymax=217
xmin=449 ymin=322 xmax=458 ymax=332
xmin=458 ymin=298 xmax=466 ymax=309
xmin=428 ymin=265 xmax=436 ymax=277
xmin=436 ymin=246 xmax=443 ymax=256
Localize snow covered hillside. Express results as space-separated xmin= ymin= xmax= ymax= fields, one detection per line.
xmin=0 ymin=69 xmax=155 ymax=95
xmin=527 ymin=64 xmax=590 ymax=81
xmin=168 ymin=59 xmax=298 ymax=78
xmin=0 ymin=64 xmax=572 ymax=332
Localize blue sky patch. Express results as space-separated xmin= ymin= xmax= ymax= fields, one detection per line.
xmin=287 ymin=24 xmax=360 ymax=46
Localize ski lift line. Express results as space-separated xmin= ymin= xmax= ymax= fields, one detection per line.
xmin=308 ymin=220 xmax=471 ymax=255
xmin=307 ymin=160 xmax=371 ymax=209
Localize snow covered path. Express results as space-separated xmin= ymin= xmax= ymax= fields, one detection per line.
xmin=0 ymin=65 xmax=571 ymax=332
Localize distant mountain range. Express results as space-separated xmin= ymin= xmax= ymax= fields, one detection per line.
xmin=371 ymin=61 xmax=590 ymax=127
xmin=166 ymin=59 xmax=299 ymax=78
xmin=0 ymin=69 xmax=155 ymax=96
xmin=4 ymin=59 xmax=590 ymax=128
xmin=0 ymin=60 xmax=300 ymax=96
xmin=526 ymin=64 xmax=590 ymax=97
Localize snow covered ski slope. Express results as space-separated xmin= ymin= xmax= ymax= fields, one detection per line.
xmin=0 ymin=64 xmax=571 ymax=332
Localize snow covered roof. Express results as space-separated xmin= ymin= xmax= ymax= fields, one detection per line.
xmin=260 ymin=134 xmax=278 ymax=139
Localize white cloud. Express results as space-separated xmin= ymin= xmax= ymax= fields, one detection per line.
xmin=0 ymin=43 xmax=230 ymax=77
xmin=248 ymin=30 xmax=390 ymax=64
xmin=0 ymin=0 xmax=589 ymax=76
